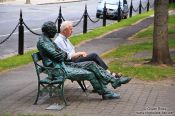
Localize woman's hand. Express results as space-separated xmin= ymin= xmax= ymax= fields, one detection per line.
xmin=72 ymin=51 xmax=88 ymax=59
xmin=80 ymin=52 xmax=87 ymax=57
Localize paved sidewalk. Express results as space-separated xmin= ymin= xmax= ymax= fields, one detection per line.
xmin=0 ymin=17 xmax=175 ymax=116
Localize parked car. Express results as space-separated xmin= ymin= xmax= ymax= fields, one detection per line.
xmin=96 ymin=0 xmax=129 ymax=19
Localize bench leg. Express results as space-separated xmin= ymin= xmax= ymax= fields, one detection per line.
xmin=60 ymin=83 xmax=68 ymax=106
xmin=77 ymin=81 xmax=86 ymax=92
xmin=34 ymin=83 xmax=40 ymax=105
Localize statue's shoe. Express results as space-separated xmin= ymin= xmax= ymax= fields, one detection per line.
xmin=102 ymin=91 xmax=120 ymax=100
xmin=119 ymin=76 xmax=132 ymax=84
xmin=112 ymin=77 xmax=132 ymax=89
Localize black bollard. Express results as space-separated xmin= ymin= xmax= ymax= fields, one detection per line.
xmin=83 ymin=5 xmax=88 ymax=34
xmin=18 ymin=10 xmax=24 ymax=55
xmin=57 ymin=6 xmax=62 ymax=33
xmin=117 ymin=0 xmax=121 ymax=22
xmin=139 ymin=0 xmax=142 ymax=14
xmin=103 ymin=2 xmax=107 ymax=26
xmin=147 ymin=0 xmax=150 ymax=12
xmin=129 ymin=0 xmax=133 ymax=17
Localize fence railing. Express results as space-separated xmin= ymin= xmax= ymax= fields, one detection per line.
xmin=0 ymin=0 xmax=157 ymax=55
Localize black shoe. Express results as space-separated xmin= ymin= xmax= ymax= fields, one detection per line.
xmin=110 ymin=72 xmax=122 ymax=78
xmin=102 ymin=91 xmax=120 ymax=100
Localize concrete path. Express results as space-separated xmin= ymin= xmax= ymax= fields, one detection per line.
xmin=0 ymin=17 xmax=175 ymax=116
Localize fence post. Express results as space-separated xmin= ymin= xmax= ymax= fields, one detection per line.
xmin=83 ymin=5 xmax=88 ymax=34
xmin=57 ymin=6 xmax=62 ymax=33
xmin=18 ymin=10 xmax=24 ymax=55
xmin=103 ymin=2 xmax=107 ymax=26
xmin=139 ymin=0 xmax=142 ymax=14
xmin=147 ymin=0 xmax=150 ymax=11
xmin=117 ymin=0 xmax=121 ymax=22
xmin=129 ymin=0 xmax=133 ymax=17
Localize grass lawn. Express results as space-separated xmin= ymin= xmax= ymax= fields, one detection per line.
xmin=102 ymin=15 xmax=175 ymax=81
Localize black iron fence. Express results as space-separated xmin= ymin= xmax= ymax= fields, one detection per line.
xmin=0 ymin=0 xmax=157 ymax=55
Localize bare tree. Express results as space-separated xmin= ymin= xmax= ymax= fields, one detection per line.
xmin=151 ymin=0 xmax=173 ymax=66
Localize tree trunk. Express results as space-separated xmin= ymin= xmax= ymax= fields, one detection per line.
xmin=151 ymin=0 xmax=173 ymax=66
xmin=26 ymin=0 xmax=31 ymax=4
xmin=169 ymin=0 xmax=172 ymax=4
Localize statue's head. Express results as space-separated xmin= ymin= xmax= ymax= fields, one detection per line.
xmin=42 ymin=21 xmax=57 ymax=38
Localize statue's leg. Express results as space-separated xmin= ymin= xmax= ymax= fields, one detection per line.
xmin=82 ymin=61 xmax=132 ymax=89
xmin=65 ymin=66 xmax=107 ymax=95
xmin=65 ymin=66 xmax=121 ymax=99
xmin=68 ymin=61 xmax=120 ymax=85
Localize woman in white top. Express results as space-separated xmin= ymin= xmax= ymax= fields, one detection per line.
xmin=54 ymin=21 xmax=122 ymax=78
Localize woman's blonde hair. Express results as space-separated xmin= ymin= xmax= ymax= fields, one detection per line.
xmin=60 ymin=21 xmax=73 ymax=32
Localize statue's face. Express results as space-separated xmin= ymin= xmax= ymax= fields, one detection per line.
xmin=48 ymin=26 xmax=57 ymax=38
xmin=42 ymin=21 xmax=57 ymax=38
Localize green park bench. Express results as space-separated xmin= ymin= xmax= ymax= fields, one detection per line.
xmin=32 ymin=52 xmax=86 ymax=106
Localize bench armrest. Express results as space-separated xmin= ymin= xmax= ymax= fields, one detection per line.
xmin=35 ymin=62 xmax=67 ymax=81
